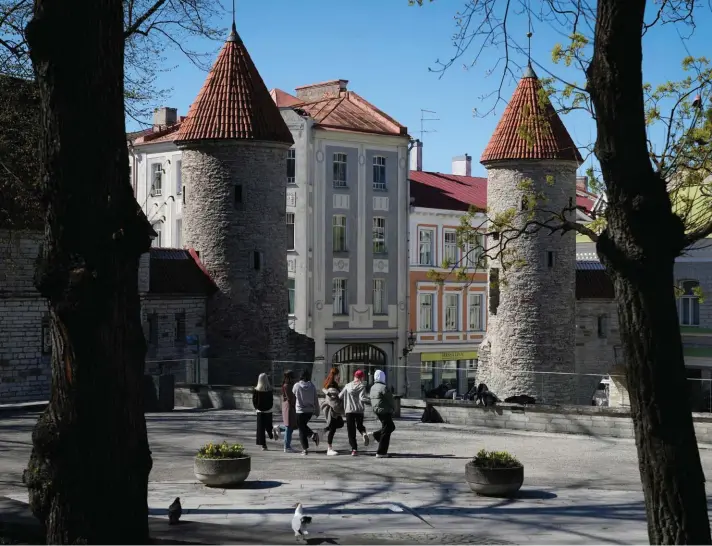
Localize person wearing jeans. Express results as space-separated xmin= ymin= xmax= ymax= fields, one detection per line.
xmin=252 ymin=373 xmax=277 ymax=451
xmin=279 ymin=371 xmax=298 ymax=452
xmin=368 ymin=369 xmax=396 ymax=458
xmin=292 ymin=368 xmax=320 ymax=455
xmin=339 ymin=369 xmax=370 ymax=456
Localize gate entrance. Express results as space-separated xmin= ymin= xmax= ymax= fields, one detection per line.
xmin=332 ymin=344 xmax=387 ymax=388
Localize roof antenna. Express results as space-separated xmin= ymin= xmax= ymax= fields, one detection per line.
xmin=227 ymin=0 xmax=238 ymax=41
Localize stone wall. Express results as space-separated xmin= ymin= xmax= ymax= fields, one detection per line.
xmin=477 ymin=160 xmax=578 ymax=404
xmin=180 ymin=140 xmax=315 ymax=385
xmin=574 ymin=299 xmax=621 ymax=404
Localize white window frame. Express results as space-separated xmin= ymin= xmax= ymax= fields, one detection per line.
xmin=444 ymin=293 xmax=459 ymax=331
xmin=679 ymin=279 xmax=701 ymax=326
xmin=333 ymin=152 xmax=347 ymax=188
xmin=418 ymin=228 xmax=434 ymax=266
xmin=174 ymin=218 xmax=182 ymax=248
xmin=288 ymin=278 xmax=296 ymax=315
xmin=444 ymin=230 xmax=458 ymax=266
xmin=373 ymin=217 xmax=386 ymax=254
xmin=373 ymin=155 xmax=386 ymax=191
xmin=287 ymin=148 xmax=296 ymax=184
xmin=151 ymin=221 xmax=163 ymax=248
xmin=175 ymin=160 xmax=182 ymax=195
xmin=286 ymin=212 xmax=295 ymax=251
xmin=333 ymin=278 xmax=347 ymax=315
xmin=373 ymin=278 xmax=386 ymax=315
xmin=150 ymin=163 xmax=163 ymax=196
xmin=333 ymin=214 xmax=347 ymax=252
xmin=419 ymin=293 xmax=434 ymax=331
xmin=468 ymin=293 xmax=483 ymax=331
xmin=464 ymin=233 xmax=484 ymax=268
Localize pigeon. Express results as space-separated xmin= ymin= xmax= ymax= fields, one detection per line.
xmin=291 ymin=503 xmax=312 ymax=540
xmin=168 ymin=497 xmax=182 ymax=525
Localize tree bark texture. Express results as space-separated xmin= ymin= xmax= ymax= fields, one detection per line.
xmin=588 ymin=0 xmax=711 ymax=543
xmin=22 ymin=0 xmax=154 ymax=543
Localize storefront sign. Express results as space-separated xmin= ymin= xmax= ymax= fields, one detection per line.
xmin=420 ymin=350 xmax=478 ymax=362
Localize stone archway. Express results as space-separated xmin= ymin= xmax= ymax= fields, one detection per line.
xmin=332 ymin=344 xmax=387 ymax=389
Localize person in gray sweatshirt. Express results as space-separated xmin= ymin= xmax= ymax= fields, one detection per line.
xmin=339 ymin=369 xmax=370 ymax=456
xmin=368 ymin=369 xmax=396 ymax=458
xmin=292 ymin=369 xmax=320 ymax=455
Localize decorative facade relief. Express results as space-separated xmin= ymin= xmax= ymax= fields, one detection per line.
xmin=333 ymin=194 xmax=350 ymax=209
xmin=373 ymin=196 xmax=389 ymax=211
xmin=287 ymin=258 xmax=296 ymax=272
xmin=287 ymin=191 xmax=296 ymax=207
xmin=333 ymin=258 xmax=350 ymax=273
xmin=373 ymin=259 xmax=389 ymax=274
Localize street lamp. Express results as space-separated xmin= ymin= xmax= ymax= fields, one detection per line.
xmin=402 ymin=330 xmax=416 ymax=358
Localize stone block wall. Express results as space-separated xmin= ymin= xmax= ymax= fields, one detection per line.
xmin=575 ymin=299 xmax=621 ymax=404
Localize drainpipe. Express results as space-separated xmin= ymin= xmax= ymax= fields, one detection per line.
xmin=403 ymin=138 xmax=416 ymax=397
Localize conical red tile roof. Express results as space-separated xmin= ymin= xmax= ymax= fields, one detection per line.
xmin=175 ymin=24 xmax=293 ymax=145
xmin=480 ymin=65 xmax=582 ymax=164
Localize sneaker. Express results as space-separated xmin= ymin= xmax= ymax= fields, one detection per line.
xmin=261 ymin=446 xmax=268 ymax=451
xmin=284 ymin=446 xmax=297 ymax=453
xmin=312 ymin=433 xmax=320 ymax=448
xmin=273 ymin=426 xmax=281 ymax=441
xmin=375 ymin=453 xmax=390 ymax=458
xmin=326 ymin=449 xmax=338 ymax=456
xmin=351 ymin=450 xmax=357 ymax=456
xmin=362 ymin=432 xmax=370 ymax=447
xmin=301 ymin=450 xmax=308 ymax=456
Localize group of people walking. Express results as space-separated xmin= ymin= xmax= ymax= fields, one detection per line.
xmin=251 ymin=367 xmax=397 ymax=458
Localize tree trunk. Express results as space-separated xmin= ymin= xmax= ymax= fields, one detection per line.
xmin=22 ymin=0 xmax=154 ymax=543
xmin=588 ymin=0 xmax=711 ymax=542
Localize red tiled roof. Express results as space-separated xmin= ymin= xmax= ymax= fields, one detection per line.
xmin=575 ymin=262 xmax=614 ymax=299
xmin=279 ymin=89 xmax=408 ymax=137
xmin=175 ymin=25 xmax=293 ymax=144
xmin=132 ymin=123 xmax=183 ymax=145
xmin=270 ymin=88 xmax=302 ymax=107
xmin=149 ymin=248 xmax=217 ymax=295
xmin=481 ymin=66 xmax=583 ymax=164
xmin=409 ymin=171 xmax=487 ymax=211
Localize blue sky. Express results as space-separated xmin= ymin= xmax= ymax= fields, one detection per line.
xmin=130 ymin=1 xmax=711 ymax=178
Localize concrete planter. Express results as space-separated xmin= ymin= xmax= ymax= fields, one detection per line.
xmin=194 ymin=456 xmax=251 ymax=487
xmin=465 ymin=461 xmax=524 ymax=497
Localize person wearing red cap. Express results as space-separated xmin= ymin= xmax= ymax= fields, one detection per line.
xmin=339 ymin=369 xmax=370 ymax=456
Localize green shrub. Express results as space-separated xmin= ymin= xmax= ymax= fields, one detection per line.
xmin=471 ymin=449 xmax=521 ymax=468
xmin=196 ymin=441 xmax=246 ymax=459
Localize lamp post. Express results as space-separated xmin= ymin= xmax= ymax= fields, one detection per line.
xmin=401 ymin=330 xmax=417 ymax=396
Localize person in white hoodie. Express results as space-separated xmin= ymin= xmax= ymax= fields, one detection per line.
xmin=339 ymin=369 xmax=370 ymax=456
xmin=292 ymin=369 xmax=320 ymax=455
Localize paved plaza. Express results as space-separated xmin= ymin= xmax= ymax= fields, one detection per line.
xmin=3 ymin=408 xmax=712 ymax=544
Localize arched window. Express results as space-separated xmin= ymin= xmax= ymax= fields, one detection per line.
xmin=151 ymin=221 xmax=164 ymax=248
xmin=678 ymin=279 xmax=700 ymax=326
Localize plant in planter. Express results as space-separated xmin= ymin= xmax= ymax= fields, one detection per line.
xmin=194 ymin=441 xmax=251 ymax=487
xmin=465 ymin=449 xmax=524 ymax=497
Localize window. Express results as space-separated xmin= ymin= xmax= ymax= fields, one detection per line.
xmin=333 ymin=153 xmax=347 ymax=187
xmin=419 ymin=293 xmax=434 ymax=331
xmin=174 ymin=219 xmax=182 ymax=248
xmin=287 ymin=148 xmax=296 ymax=184
xmin=150 ymin=163 xmax=162 ymax=196
xmin=147 ymin=313 xmax=158 ymax=345
xmin=373 ymin=279 xmax=386 ymax=315
xmin=286 ymin=212 xmax=295 ymax=251
xmin=444 ymin=230 xmax=458 ymax=265
xmin=333 ymin=215 xmax=347 ymax=252
xmin=444 ymin=293 xmax=459 ymax=331
xmin=333 ymin=278 xmax=347 ymax=315
xmin=151 ymin=222 xmax=163 ymax=248
xmin=234 ymin=184 xmax=243 ymax=207
xmin=547 ymin=251 xmax=556 ymax=269
xmin=41 ymin=316 xmax=51 ymax=355
xmin=175 ymin=160 xmax=182 ymax=194
xmin=468 ymin=293 xmax=483 ymax=331
xmin=418 ymin=229 xmax=434 ymax=265
xmin=464 ymin=233 xmax=484 ymax=268
xmin=597 ymin=315 xmax=608 ymax=338
xmin=174 ymin=312 xmax=186 ymax=344
xmin=373 ymin=217 xmax=386 ymax=254
xmin=288 ymin=278 xmax=295 ymax=315
xmin=252 ymin=250 xmax=263 ymax=270
xmin=679 ymin=280 xmax=701 ymax=326
xmin=373 ymin=156 xmax=386 ymax=190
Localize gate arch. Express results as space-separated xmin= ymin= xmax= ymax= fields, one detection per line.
xmin=332 ymin=344 xmax=387 ymax=388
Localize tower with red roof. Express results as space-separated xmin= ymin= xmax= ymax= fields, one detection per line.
xmin=175 ymin=22 xmax=310 ymax=381
xmin=476 ymin=64 xmax=583 ymax=404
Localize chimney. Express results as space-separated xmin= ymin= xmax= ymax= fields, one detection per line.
xmin=153 ymin=107 xmax=178 ymax=131
xmin=294 ymin=79 xmax=348 ymax=102
xmin=576 ymin=175 xmax=589 ymax=192
xmin=410 ymin=139 xmax=423 ymax=171
xmin=452 ymin=154 xmax=472 ymax=177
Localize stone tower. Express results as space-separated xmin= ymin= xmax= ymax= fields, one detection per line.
xmin=475 ymin=65 xmax=583 ymax=404
xmin=174 ymin=23 xmax=296 ymax=384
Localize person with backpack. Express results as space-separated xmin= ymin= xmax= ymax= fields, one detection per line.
xmin=321 ymin=366 xmax=345 ymax=456
xmin=339 ymin=369 xmax=370 ymax=456
xmin=368 ymin=369 xmax=396 ymax=458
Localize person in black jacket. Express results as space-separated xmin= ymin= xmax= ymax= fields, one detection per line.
xmin=253 ymin=373 xmax=277 ymax=450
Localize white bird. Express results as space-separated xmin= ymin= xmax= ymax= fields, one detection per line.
xmin=291 ymin=503 xmax=312 ymax=540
